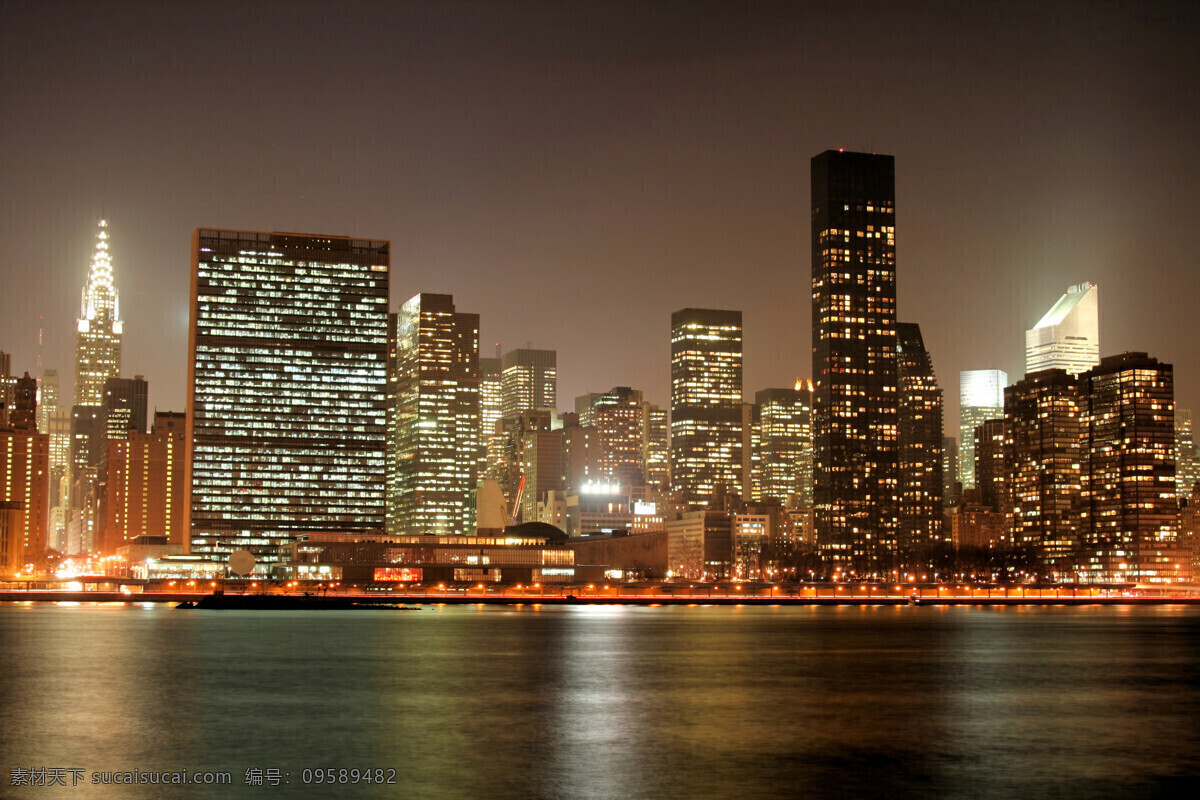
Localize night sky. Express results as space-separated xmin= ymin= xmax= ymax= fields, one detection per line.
xmin=3 ymin=0 xmax=1198 ymax=431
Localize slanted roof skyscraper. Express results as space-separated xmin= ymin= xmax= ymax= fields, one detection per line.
xmin=896 ymin=323 xmax=945 ymax=549
xmin=1026 ymin=282 xmax=1099 ymax=376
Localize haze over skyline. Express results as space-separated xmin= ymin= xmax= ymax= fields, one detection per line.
xmin=3 ymin=0 xmax=1198 ymax=428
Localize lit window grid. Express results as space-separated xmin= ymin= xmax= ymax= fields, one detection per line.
xmin=189 ymin=234 xmax=389 ymax=561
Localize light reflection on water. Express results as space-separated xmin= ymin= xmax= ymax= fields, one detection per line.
xmin=1 ymin=603 xmax=1198 ymax=799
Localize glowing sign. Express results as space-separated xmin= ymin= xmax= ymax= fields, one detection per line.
xmin=633 ymin=501 xmax=657 ymax=516
xmin=374 ymin=567 xmax=423 ymax=582
xmin=581 ymin=481 xmax=621 ymax=495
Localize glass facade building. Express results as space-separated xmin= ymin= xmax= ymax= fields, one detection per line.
xmin=958 ymin=369 xmax=1007 ymax=489
xmin=500 ymin=349 xmax=556 ymax=419
xmin=186 ymin=230 xmax=389 ymax=567
xmin=670 ymin=307 xmax=743 ymax=508
xmin=811 ymin=150 xmax=898 ymax=569
xmin=387 ymin=293 xmax=480 ymax=536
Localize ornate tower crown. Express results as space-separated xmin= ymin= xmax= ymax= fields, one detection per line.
xmin=80 ymin=219 xmax=121 ymax=326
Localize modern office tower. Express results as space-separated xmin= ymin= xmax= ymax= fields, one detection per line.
xmin=592 ymin=387 xmax=646 ymax=486
xmin=811 ymin=150 xmax=899 ymax=568
xmin=36 ymin=370 xmax=58 ymax=432
xmin=1077 ymin=354 xmax=1183 ymax=582
xmin=101 ymin=376 xmax=148 ymax=439
xmin=501 ymin=348 xmax=556 ymax=419
xmin=751 ymin=385 xmax=813 ymax=508
xmin=1176 ymin=410 xmax=1197 ymax=499
xmin=574 ymin=392 xmax=604 ymax=428
xmin=958 ymin=369 xmax=1007 ymax=489
xmin=560 ymin=421 xmax=591 ymax=488
xmin=38 ymin=370 xmax=71 ymax=551
xmin=387 ymin=293 xmax=480 ymax=536
xmin=1004 ymin=369 xmax=1083 ymax=572
xmin=100 ymin=411 xmax=186 ymax=553
xmin=66 ymin=405 xmax=101 ymax=553
xmin=479 ymin=357 xmax=504 ymax=476
xmin=1 ymin=375 xmax=49 ymax=565
xmin=896 ymin=323 xmax=945 ymax=548
xmin=187 ymin=230 xmax=389 ymax=567
xmin=974 ymin=419 xmax=1006 ymax=512
xmin=642 ymin=403 xmax=669 ymax=489
xmin=488 ymin=409 xmax=558 ymax=521
xmin=670 ymin=308 xmax=744 ymax=508
xmin=741 ymin=402 xmax=755 ymax=501
xmin=1026 ymin=282 xmax=1099 ymax=376
xmin=520 ymin=427 xmax=564 ymax=523
xmin=74 ymin=220 xmax=123 ymax=406
xmin=942 ymin=436 xmax=959 ymax=506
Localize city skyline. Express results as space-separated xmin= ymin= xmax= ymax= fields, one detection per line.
xmin=2 ymin=2 xmax=1198 ymax=430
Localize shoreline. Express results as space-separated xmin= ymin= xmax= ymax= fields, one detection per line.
xmin=3 ymin=590 xmax=1200 ymax=607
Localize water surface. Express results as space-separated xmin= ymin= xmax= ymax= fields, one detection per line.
xmin=2 ymin=603 xmax=1197 ymax=798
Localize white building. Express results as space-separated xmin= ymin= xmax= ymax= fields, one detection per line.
xmin=958 ymin=369 xmax=1007 ymax=490
xmin=1025 ymin=283 xmax=1099 ymax=376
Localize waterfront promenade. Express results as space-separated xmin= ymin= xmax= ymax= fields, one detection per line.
xmin=3 ymin=582 xmax=1199 ymax=606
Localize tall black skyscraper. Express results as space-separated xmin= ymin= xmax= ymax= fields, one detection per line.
xmin=811 ymin=150 xmax=898 ymax=571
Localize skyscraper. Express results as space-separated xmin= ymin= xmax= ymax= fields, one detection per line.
xmin=74 ymin=220 xmax=123 ymax=406
xmin=811 ymin=150 xmax=898 ymax=569
xmin=101 ymin=376 xmax=148 ymax=440
xmin=37 ymin=369 xmax=70 ymax=552
xmin=670 ymin=308 xmax=743 ymax=508
xmin=187 ymin=230 xmax=389 ymax=568
xmin=101 ymin=411 xmax=186 ymax=553
xmin=592 ymin=386 xmax=646 ymax=486
xmin=1077 ymin=353 xmax=1183 ymax=583
xmin=1 ymin=372 xmax=49 ymax=565
xmin=973 ymin=418 xmax=1006 ymax=512
xmin=1004 ymin=369 xmax=1082 ymax=571
xmin=479 ymin=356 xmax=504 ymax=478
xmin=500 ymin=349 xmax=556 ymax=419
xmin=69 ymin=219 xmax=124 ymax=553
xmin=1176 ymin=409 xmax=1197 ymax=500
xmin=1026 ymin=282 xmax=1099 ymax=376
xmin=387 ymin=293 xmax=480 ymax=536
xmin=958 ymin=369 xmax=1007 ymax=490
xmin=751 ymin=384 xmax=813 ymax=508
xmin=642 ymin=403 xmax=669 ymax=490
xmin=896 ymin=323 xmax=945 ymax=548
